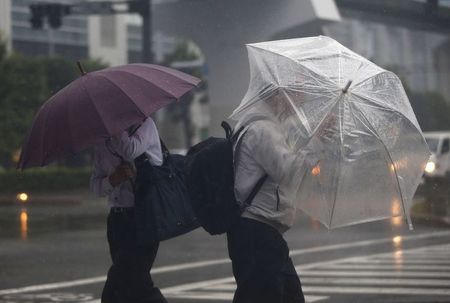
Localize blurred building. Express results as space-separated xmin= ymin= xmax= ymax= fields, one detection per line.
xmin=1 ymin=0 xmax=449 ymax=140
xmin=325 ymin=0 xmax=450 ymax=102
xmin=0 ymin=0 xmax=12 ymax=52
xmin=152 ymin=0 xmax=450 ymax=136
xmin=1 ymin=0 xmax=127 ymax=65
xmin=127 ymin=26 xmax=178 ymax=64
xmin=435 ymin=40 xmax=450 ymax=100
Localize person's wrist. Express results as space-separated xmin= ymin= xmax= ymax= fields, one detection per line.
xmin=108 ymin=174 xmax=120 ymax=187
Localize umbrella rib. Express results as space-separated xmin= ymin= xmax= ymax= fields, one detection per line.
xmin=351 ymin=70 xmax=396 ymax=91
xmin=301 ymin=92 xmax=343 ymax=150
xmin=349 ymin=102 xmax=412 ymax=230
xmin=350 ymin=92 xmax=422 ymax=132
xmin=95 ymin=74 xmax=147 ymax=117
xmin=80 ymin=77 xmax=114 ymax=136
xmin=231 ymin=84 xmax=279 ymax=118
xmin=329 ymin=144 xmax=341 ymax=229
xmin=328 ymin=97 xmax=346 ymax=229
xmin=37 ymin=103 xmax=52 ymax=167
xmin=126 ymin=64 xmax=200 ymax=84
xmin=110 ymin=69 xmax=182 ymax=99
xmin=249 ymin=46 xmax=337 ymax=90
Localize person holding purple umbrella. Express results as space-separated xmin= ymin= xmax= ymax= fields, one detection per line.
xmin=90 ymin=117 xmax=167 ymax=303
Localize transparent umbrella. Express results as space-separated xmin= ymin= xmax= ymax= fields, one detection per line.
xmin=231 ymin=36 xmax=430 ymax=230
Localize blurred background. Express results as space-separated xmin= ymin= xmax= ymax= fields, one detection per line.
xmin=0 ymin=0 xmax=449 ymax=216
xmin=0 ymin=1 xmax=450 ymax=302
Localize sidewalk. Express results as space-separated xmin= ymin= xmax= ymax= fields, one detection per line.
xmin=411 ymin=195 xmax=450 ymax=227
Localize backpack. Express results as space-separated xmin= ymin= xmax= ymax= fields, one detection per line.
xmin=185 ymin=121 xmax=267 ymax=235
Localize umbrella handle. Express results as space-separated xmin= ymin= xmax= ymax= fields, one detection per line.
xmin=342 ymin=80 xmax=352 ymax=93
xmin=76 ymin=61 xmax=87 ymax=76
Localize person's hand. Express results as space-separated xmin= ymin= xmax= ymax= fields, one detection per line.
xmin=108 ymin=162 xmax=135 ymax=187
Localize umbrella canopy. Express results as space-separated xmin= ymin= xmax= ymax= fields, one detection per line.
xmin=18 ymin=64 xmax=201 ymax=169
xmin=231 ymin=36 xmax=430 ymax=230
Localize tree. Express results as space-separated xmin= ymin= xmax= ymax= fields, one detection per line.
xmin=409 ymin=91 xmax=450 ymax=131
xmin=0 ymin=53 xmax=48 ymax=168
xmin=0 ymin=36 xmax=108 ymax=168
xmin=43 ymin=57 xmax=107 ymax=95
xmin=385 ymin=64 xmax=450 ymax=132
xmin=162 ymin=41 xmax=209 ymax=148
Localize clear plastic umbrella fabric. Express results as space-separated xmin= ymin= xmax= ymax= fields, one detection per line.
xmin=231 ymin=36 xmax=430 ymax=230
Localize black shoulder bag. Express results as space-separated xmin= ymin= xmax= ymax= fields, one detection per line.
xmin=134 ymin=141 xmax=199 ymax=245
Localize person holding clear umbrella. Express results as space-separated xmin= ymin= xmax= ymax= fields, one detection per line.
xmin=228 ymin=90 xmax=314 ymax=303
xmin=227 ymin=35 xmax=429 ymax=303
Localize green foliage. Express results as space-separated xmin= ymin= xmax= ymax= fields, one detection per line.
xmin=82 ymin=58 xmax=108 ymax=73
xmin=0 ymin=33 xmax=7 ymax=62
xmin=0 ymin=54 xmax=48 ymax=168
xmin=386 ymin=64 xmax=450 ymax=131
xmin=0 ymin=38 xmax=108 ymax=168
xmin=409 ymin=91 xmax=450 ymax=131
xmin=43 ymin=57 xmax=107 ymax=96
xmin=0 ymin=166 xmax=91 ymax=193
xmin=42 ymin=57 xmax=78 ymax=95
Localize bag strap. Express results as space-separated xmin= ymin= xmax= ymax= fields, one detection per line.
xmin=242 ymin=174 xmax=268 ymax=207
xmin=224 ymin=120 xmax=268 ymax=208
xmin=159 ymin=139 xmax=170 ymax=159
xmin=221 ymin=121 xmax=233 ymax=140
xmin=221 ymin=121 xmax=245 ymax=143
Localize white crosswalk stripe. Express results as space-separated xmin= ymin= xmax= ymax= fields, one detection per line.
xmin=163 ymin=243 xmax=450 ymax=302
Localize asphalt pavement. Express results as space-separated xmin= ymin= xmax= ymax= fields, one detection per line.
xmin=1 ymin=192 xmax=450 ymax=303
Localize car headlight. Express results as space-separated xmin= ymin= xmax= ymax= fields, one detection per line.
xmin=425 ymin=161 xmax=436 ymax=174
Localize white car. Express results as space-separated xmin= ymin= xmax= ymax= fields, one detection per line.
xmin=423 ymin=131 xmax=450 ymax=180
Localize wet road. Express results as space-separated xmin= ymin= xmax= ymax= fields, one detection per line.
xmin=1 ymin=193 xmax=450 ymax=303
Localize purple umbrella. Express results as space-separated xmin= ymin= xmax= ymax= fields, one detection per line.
xmin=18 ymin=63 xmax=201 ymax=169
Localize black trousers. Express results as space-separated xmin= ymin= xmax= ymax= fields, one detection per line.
xmin=101 ymin=209 xmax=167 ymax=303
xmin=227 ymin=218 xmax=305 ymax=303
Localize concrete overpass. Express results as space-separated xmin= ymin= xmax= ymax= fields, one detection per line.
xmin=153 ymin=0 xmax=450 ymax=136
xmin=153 ymin=0 xmax=341 ymax=134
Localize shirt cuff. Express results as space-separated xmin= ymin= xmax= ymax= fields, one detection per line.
xmin=101 ymin=176 xmax=114 ymax=195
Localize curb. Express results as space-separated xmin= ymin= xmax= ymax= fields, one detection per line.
xmin=411 ymin=213 xmax=450 ymax=227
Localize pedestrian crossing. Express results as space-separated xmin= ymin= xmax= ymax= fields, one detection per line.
xmin=163 ymin=243 xmax=450 ymax=302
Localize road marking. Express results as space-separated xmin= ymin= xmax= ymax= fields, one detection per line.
xmin=6 ymin=242 xmax=449 ymax=302
xmin=302 ymin=286 xmax=450 ymax=296
xmin=300 ymin=270 xmax=450 ymax=278
xmin=0 ymin=277 xmax=106 ymax=296
xmin=0 ymin=260 xmax=227 ymax=296
xmin=343 ymin=259 xmax=450 ymax=264
xmin=1 ymin=230 xmax=450 ymax=296
xmin=324 ymin=264 xmax=450 ymax=270
xmin=288 ymin=230 xmax=450 ymax=257
xmin=166 ymin=291 xmax=328 ymax=302
xmin=159 ymin=243 xmax=450 ymax=301
xmin=205 ymin=277 xmax=450 ymax=288
xmin=162 ymin=277 xmax=235 ymax=294
xmin=186 ymin=284 xmax=450 ymax=297
xmin=300 ymin=277 xmax=450 ymax=287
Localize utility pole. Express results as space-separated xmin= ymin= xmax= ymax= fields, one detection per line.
xmin=29 ymin=0 xmax=153 ymax=63
xmin=141 ymin=0 xmax=152 ymax=63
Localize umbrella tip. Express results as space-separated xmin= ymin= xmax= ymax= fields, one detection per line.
xmin=342 ymin=80 xmax=353 ymax=93
xmin=76 ymin=61 xmax=87 ymax=76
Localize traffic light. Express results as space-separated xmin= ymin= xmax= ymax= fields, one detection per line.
xmin=29 ymin=3 xmax=72 ymax=29
xmin=48 ymin=4 xmax=65 ymax=29
xmin=29 ymin=4 xmax=44 ymax=29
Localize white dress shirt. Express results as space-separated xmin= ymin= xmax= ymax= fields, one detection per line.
xmin=90 ymin=117 xmax=163 ymax=208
